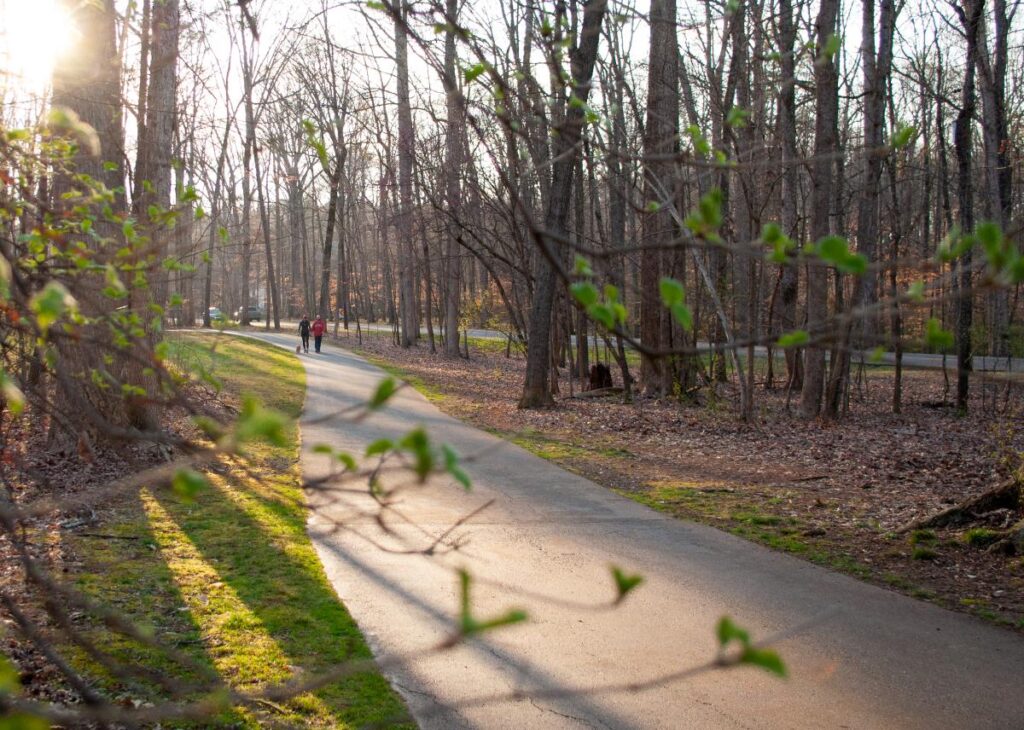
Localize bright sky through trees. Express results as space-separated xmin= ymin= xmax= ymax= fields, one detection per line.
xmin=0 ymin=0 xmax=76 ymax=93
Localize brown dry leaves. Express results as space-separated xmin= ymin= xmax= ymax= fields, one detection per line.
xmin=347 ymin=331 xmax=1024 ymax=629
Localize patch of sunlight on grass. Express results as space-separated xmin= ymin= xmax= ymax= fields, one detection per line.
xmin=69 ymin=335 xmax=409 ymax=728
xmin=142 ymin=491 xmax=307 ymax=718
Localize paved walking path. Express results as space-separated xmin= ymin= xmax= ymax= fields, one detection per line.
xmin=265 ymin=321 xmax=1024 ymax=373
xmin=245 ymin=330 xmax=1023 ymax=729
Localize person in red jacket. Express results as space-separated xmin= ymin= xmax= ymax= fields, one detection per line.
xmin=311 ymin=315 xmax=326 ymax=353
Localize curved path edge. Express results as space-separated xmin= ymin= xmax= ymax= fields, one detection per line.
xmin=231 ymin=331 xmax=1024 ymax=730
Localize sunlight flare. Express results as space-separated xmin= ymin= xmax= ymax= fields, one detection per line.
xmin=0 ymin=0 xmax=77 ymax=93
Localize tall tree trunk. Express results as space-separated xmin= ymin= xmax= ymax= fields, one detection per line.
xmin=954 ymin=0 xmax=983 ymax=412
xmin=639 ymin=0 xmax=678 ymax=398
xmin=394 ymin=2 xmax=418 ymax=347
xmin=519 ymin=0 xmax=608 ymax=408
xmin=318 ymin=165 xmax=343 ymax=319
xmin=253 ymin=133 xmax=280 ymax=329
xmin=854 ymin=0 xmax=897 ymax=346
xmin=443 ymin=0 xmax=464 ymax=356
xmin=825 ymin=0 xmax=898 ymax=419
xmin=799 ymin=0 xmax=840 ymax=419
xmin=975 ymin=0 xmax=1013 ymax=355
xmin=775 ymin=0 xmax=802 ymax=391
xmin=131 ymin=0 xmax=152 ymax=209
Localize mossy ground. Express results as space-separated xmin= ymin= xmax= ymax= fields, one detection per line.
xmin=67 ymin=333 xmax=410 ymax=728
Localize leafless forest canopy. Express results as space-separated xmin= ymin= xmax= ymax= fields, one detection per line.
xmin=4 ymin=0 xmax=1021 ymax=418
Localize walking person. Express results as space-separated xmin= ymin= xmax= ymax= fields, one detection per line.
xmin=311 ymin=315 xmax=326 ymax=353
xmin=298 ymin=315 xmax=311 ymax=353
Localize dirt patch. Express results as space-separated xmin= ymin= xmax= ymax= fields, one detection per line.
xmin=339 ymin=329 xmax=1024 ymax=631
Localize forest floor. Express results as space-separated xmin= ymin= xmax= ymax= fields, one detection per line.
xmin=333 ymin=326 xmax=1024 ymax=632
xmin=0 ymin=334 xmax=409 ymax=727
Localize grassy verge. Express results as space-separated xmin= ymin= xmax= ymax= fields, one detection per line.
xmin=67 ymin=333 xmax=410 ymax=728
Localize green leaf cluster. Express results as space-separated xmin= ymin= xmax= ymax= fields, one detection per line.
xmin=610 ymin=565 xmax=644 ymax=603
xmin=234 ymin=395 xmax=288 ymax=448
xmin=570 ymin=281 xmax=627 ymax=331
xmin=814 ymin=235 xmax=866 ymax=274
xmin=364 ymin=427 xmax=472 ymax=489
xmin=762 ymin=223 xmax=795 ymax=263
xmin=925 ymin=317 xmax=954 ymax=350
xmin=685 ymin=189 xmax=724 ymax=243
xmin=716 ymin=616 xmax=787 ymax=677
xmin=659 ymin=277 xmax=693 ymax=330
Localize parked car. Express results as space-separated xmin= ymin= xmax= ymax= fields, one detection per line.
xmin=235 ymin=305 xmax=265 ymax=322
xmin=207 ymin=306 xmax=225 ymax=322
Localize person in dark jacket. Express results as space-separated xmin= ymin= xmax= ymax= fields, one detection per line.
xmin=311 ymin=315 xmax=326 ymax=353
xmin=298 ymin=316 xmax=311 ymax=353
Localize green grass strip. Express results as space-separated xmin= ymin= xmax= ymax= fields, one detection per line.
xmin=68 ymin=333 xmax=410 ymax=728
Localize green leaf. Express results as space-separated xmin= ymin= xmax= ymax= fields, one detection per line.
xmin=891 ymin=124 xmax=917 ymax=150
xmin=659 ymin=277 xmax=685 ymax=307
xmin=0 ymin=255 xmax=11 ymax=301
xmin=822 ymin=33 xmax=842 ymax=59
xmin=573 ymin=255 xmax=594 ymax=277
xmin=312 ymin=444 xmax=334 ymax=455
xmin=740 ymin=646 xmax=787 ymax=677
xmin=906 ymin=280 xmax=925 ymax=303
xmin=611 ymin=565 xmax=644 ymax=603
xmin=234 ymin=396 xmax=287 ymax=447
xmin=925 ymin=318 xmax=954 ymax=350
xmin=670 ymin=302 xmax=694 ymax=331
xmin=777 ymin=330 xmax=809 ymax=348
xmin=869 ymin=346 xmax=886 ymax=364
xmin=589 ymin=304 xmax=615 ymax=330
xmin=726 ymin=106 xmax=750 ymax=128
xmin=369 ymin=377 xmax=397 ymax=410
xmin=365 ymin=439 xmax=393 ymax=456
xmin=975 ymin=221 xmax=1004 ymax=266
xmin=456 ymin=569 xmax=527 ymax=637
xmin=171 ymin=469 xmax=207 ymax=501
xmin=442 ymin=444 xmax=472 ymax=490
xmin=463 ymin=63 xmax=488 ymax=83
xmin=686 ymin=124 xmax=711 ymax=156
xmin=0 ymin=655 xmax=20 ymax=695
xmin=399 ymin=427 xmax=434 ymax=481
xmin=1 ymin=371 xmax=25 ymax=416
xmin=192 ymin=416 xmax=225 ymax=441
xmin=816 ymin=235 xmax=849 ymax=263
xmin=336 ymin=452 xmax=357 ymax=471
xmin=716 ymin=615 xmax=750 ymax=647
xmin=29 ymin=281 xmax=77 ymax=334
xmin=570 ymin=282 xmax=599 ymax=308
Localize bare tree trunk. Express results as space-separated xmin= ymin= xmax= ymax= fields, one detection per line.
xmin=519 ymin=0 xmax=608 ymax=408
xmin=954 ymin=0 xmax=983 ymax=412
xmin=394 ymin=2 xmax=418 ymax=347
xmin=131 ymin=0 xmax=151 ymax=209
xmin=825 ymin=0 xmax=898 ymax=419
xmin=775 ymin=0 xmax=802 ymax=391
xmin=443 ymin=0 xmax=464 ymax=356
xmin=854 ymin=0 xmax=897 ymax=345
xmin=253 ymin=132 xmax=281 ymax=330
xmin=318 ymin=164 xmax=343 ymax=319
xmin=639 ymin=0 xmax=678 ymax=398
xmin=799 ymin=0 xmax=840 ymax=419
xmin=975 ymin=0 xmax=1013 ymax=356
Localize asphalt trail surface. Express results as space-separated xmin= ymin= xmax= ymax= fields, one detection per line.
xmin=240 ymin=330 xmax=1024 ymax=729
